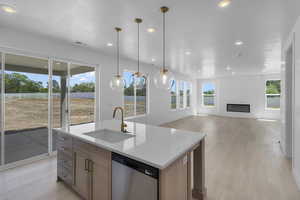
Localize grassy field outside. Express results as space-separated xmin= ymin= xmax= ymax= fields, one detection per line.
xmin=5 ymin=98 xmax=94 ymax=131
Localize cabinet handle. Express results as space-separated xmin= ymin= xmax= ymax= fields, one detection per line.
xmin=89 ymin=160 xmax=94 ymax=200
xmin=85 ymin=159 xmax=89 ymax=171
xmin=73 ymin=152 xmax=76 ymax=185
xmin=88 ymin=160 xmax=93 ymax=173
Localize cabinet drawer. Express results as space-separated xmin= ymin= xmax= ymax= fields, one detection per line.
xmin=57 ymin=141 xmax=73 ymax=157
xmin=59 ymin=166 xmax=73 ymax=185
xmin=57 ymin=133 xmax=73 ymax=145
xmin=58 ymin=151 xmax=73 ymax=170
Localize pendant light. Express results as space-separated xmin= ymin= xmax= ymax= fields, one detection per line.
xmin=110 ymin=27 xmax=125 ymax=91
xmin=153 ymin=6 xmax=174 ymax=90
xmin=134 ymin=18 xmax=145 ymax=90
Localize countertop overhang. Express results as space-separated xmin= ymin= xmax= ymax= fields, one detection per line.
xmin=54 ymin=120 xmax=206 ymax=169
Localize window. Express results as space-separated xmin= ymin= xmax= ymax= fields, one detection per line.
xmin=70 ymin=64 xmax=95 ymax=125
xmin=179 ymin=81 xmax=185 ymax=109
xmin=170 ymin=80 xmax=177 ymax=109
xmin=123 ymin=71 xmax=147 ymax=117
xmin=186 ymin=82 xmax=191 ymax=108
xmin=202 ymin=83 xmax=215 ymax=107
xmin=265 ymin=80 xmax=281 ymax=109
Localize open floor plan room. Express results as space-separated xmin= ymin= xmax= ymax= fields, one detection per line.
xmin=0 ymin=116 xmax=299 ymax=200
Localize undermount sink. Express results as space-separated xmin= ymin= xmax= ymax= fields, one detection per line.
xmin=83 ymin=129 xmax=134 ymax=143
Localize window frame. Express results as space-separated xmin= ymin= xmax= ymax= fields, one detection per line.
xmin=202 ymin=82 xmax=216 ymax=108
xmin=123 ymin=70 xmax=148 ymax=119
xmin=186 ymin=82 xmax=191 ymax=108
xmin=179 ymin=80 xmax=186 ymax=109
xmin=265 ymin=79 xmax=281 ymax=110
xmin=170 ymin=79 xmax=177 ymax=110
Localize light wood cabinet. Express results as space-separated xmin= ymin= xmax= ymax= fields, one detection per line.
xmin=160 ymin=153 xmax=188 ymax=200
xmin=73 ymin=139 xmax=111 ymax=200
xmin=57 ymin=135 xmax=111 ymax=200
xmin=73 ymin=150 xmax=90 ymax=200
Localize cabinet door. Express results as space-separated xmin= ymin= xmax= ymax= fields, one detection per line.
xmin=90 ymin=150 xmax=111 ymax=200
xmin=73 ymin=150 xmax=90 ymax=200
xmin=160 ymin=154 xmax=188 ymax=200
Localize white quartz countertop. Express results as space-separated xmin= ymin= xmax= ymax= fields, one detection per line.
xmin=55 ymin=120 xmax=206 ymax=169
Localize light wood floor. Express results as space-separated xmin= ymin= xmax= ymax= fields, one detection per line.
xmin=0 ymin=115 xmax=299 ymax=200
xmin=162 ymin=115 xmax=300 ymax=200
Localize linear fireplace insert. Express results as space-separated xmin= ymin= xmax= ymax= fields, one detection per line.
xmin=227 ymin=104 xmax=250 ymax=113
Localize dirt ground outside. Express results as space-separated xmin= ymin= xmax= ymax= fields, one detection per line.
xmin=5 ymin=98 xmax=94 ymax=131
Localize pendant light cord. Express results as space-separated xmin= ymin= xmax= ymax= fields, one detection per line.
xmin=163 ymin=11 xmax=165 ymax=71
xmin=117 ymin=30 xmax=120 ymax=75
xmin=138 ymin=22 xmax=140 ymax=74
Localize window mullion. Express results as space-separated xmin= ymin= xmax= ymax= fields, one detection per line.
xmin=134 ymin=77 xmax=137 ymax=116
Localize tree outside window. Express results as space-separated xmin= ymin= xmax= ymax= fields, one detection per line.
xmin=202 ymin=83 xmax=215 ymax=107
xmin=265 ymin=80 xmax=281 ymax=109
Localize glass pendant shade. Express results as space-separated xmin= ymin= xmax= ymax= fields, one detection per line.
xmin=110 ymin=74 xmax=125 ymax=91
xmin=110 ymin=27 xmax=124 ymax=92
xmin=153 ymin=69 xmax=174 ymax=90
xmin=154 ymin=6 xmax=172 ymax=91
xmin=134 ymin=73 xmax=145 ymax=90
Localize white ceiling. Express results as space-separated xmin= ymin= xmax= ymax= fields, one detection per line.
xmin=0 ymin=0 xmax=299 ymax=78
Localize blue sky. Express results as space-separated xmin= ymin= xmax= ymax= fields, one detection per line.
xmin=123 ymin=71 xmax=133 ymax=87
xmin=203 ymin=83 xmax=215 ymax=92
xmin=6 ymin=71 xmax=95 ymax=87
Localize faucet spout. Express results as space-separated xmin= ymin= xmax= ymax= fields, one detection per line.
xmin=112 ymin=107 xmax=128 ymax=133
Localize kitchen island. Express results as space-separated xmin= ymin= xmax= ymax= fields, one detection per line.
xmin=55 ymin=120 xmax=206 ymax=200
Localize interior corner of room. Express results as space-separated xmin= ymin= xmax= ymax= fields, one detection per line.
xmin=0 ymin=1 xmax=300 ymax=200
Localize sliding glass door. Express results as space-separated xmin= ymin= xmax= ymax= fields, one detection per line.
xmin=0 ymin=53 xmax=3 ymax=165
xmin=52 ymin=61 xmax=68 ymax=151
xmin=0 ymin=51 xmax=96 ymax=166
xmin=70 ymin=64 xmax=95 ymax=125
xmin=4 ymin=54 xmax=49 ymax=164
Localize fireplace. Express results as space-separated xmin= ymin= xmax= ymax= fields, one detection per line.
xmin=227 ymin=104 xmax=250 ymax=113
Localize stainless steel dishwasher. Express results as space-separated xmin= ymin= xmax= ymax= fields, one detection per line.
xmin=112 ymin=152 xmax=159 ymax=200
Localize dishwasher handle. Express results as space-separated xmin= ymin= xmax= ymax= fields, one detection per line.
xmin=112 ymin=152 xmax=159 ymax=179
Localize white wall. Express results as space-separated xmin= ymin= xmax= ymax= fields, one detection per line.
xmin=196 ymin=74 xmax=281 ymax=120
xmin=282 ymin=16 xmax=300 ymax=190
xmin=292 ymin=17 xmax=300 ymax=190
xmin=0 ymin=27 xmax=196 ymax=126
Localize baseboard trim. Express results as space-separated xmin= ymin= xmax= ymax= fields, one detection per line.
xmin=293 ymin=168 xmax=300 ymax=191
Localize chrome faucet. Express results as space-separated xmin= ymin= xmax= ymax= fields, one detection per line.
xmin=113 ymin=107 xmax=128 ymax=133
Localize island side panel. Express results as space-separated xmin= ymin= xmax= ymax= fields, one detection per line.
xmin=159 ymin=154 xmax=188 ymax=200
xmin=192 ymin=138 xmax=207 ymax=200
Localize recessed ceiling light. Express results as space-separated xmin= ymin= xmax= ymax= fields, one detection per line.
xmin=147 ymin=28 xmax=156 ymax=33
xmin=74 ymin=41 xmax=87 ymax=47
xmin=151 ymin=58 xmax=156 ymax=62
xmin=0 ymin=4 xmax=17 ymax=14
xmin=185 ymin=51 xmax=191 ymax=55
xmin=218 ymin=0 xmax=231 ymax=8
xmin=226 ymin=65 xmax=231 ymax=71
xmin=107 ymin=42 xmax=113 ymax=47
xmin=235 ymin=40 xmax=244 ymax=46
xmin=231 ymin=71 xmax=236 ymax=75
